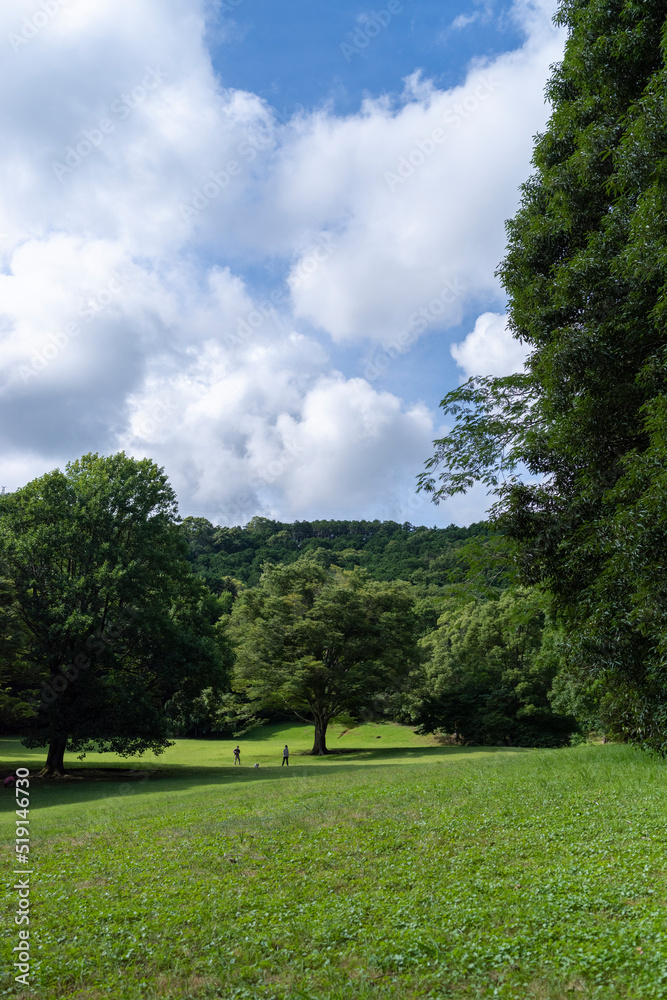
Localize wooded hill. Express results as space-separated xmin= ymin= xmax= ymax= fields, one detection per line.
xmin=180 ymin=516 xmax=501 ymax=592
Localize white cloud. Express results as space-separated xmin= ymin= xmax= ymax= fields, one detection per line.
xmin=268 ymin=377 xmax=434 ymax=515
xmin=118 ymin=339 xmax=436 ymax=523
xmin=451 ymin=13 xmax=480 ymax=29
xmin=0 ymin=0 xmax=274 ymax=261
xmin=270 ymin=5 xmax=565 ymax=345
xmin=450 ymin=311 xmax=529 ymax=378
xmin=0 ymin=0 xmax=563 ymax=525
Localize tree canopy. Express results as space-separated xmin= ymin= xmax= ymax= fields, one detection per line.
xmin=420 ymin=0 xmax=667 ymax=751
xmin=230 ymin=558 xmax=420 ymax=754
xmin=180 ymin=515 xmax=501 ymax=593
xmin=0 ymin=565 xmax=37 ymax=729
xmin=405 ymin=589 xmax=576 ymax=747
xmin=0 ymin=453 xmax=231 ymax=774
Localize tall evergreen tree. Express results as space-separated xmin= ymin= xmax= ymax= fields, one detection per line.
xmin=421 ymin=0 xmax=667 ymax=749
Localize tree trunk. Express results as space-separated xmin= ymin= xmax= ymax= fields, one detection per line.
xmin=310 ymin=717 xmax=331 ymax=755
xmin=39 ymin=737 xmax=67 ymax=777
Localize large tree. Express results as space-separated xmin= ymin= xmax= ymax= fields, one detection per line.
xmin=406 ymin=589 xmax=576 ymax=747
xmin=0 ymin=453 xmax=231 ymax=775
xmin=0 ymin=566 xmax=39 ymax=730
xmin=420 ymin=0 xmax=667 ymax=750
xmin=230 ymin=558 xmax=420 ymax=754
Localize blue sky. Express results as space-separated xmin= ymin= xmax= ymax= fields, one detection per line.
xmin=208 ymin=1 xmax=526 ymax=119
xmin=0 ymin=0 xmax=565 ymax=526
xmin=207 ymin=0 xmax=529 ymax=415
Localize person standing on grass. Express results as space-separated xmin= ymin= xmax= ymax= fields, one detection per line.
xmin=282 ymin=744 xmax=289 ymax=767
xmin=233 ymin=745 xmax=241 ymax=765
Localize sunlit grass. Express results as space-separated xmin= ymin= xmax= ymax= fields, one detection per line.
xmin=1 ymin=733 xmax=665 ymax=999
xmin=0 ymin=721 xmax=512 ymax=778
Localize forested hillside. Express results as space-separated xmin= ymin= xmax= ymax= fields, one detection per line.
xmin=180 ymin=515 xmax=501 ymax=592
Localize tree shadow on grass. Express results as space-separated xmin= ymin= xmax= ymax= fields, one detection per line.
xmin=0 ymin=744 xmax=530 ymax=815
xmin=301 ymin=746 xmax=528 ymax=759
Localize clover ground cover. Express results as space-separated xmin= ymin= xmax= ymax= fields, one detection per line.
xmin=1 ymin=730 xmax=666 ymax=999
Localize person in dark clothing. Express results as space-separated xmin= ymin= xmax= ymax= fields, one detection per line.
xmin=233 ymin=745 xmax=241 ymax=765
xmin=282 ymin=745 xmax=289 ymax=766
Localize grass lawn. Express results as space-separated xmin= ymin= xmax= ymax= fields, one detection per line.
xmin=1 ymin=724 xmax=666 ymax=999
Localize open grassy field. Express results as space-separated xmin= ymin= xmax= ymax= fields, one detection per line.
xmin=1 ymin=723 xmax=667 ymax=999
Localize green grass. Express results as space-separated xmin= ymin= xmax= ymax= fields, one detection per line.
xmin=1 ymin=726 xmax=667 ymax=999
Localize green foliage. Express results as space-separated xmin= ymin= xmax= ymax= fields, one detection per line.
xmin=230 ymin=558 xmax=421 ymax=753
xmin=164 ymin=687 xmax=260 ymax=738
xmin=180 ymin=515 xmax=504 ymax=592
xmin=420 ymin=0 xmax=667 ymax=750
xmin=407 ymin=589 xmax=577 ymax=747
xmin=0 ymin=453 xmax=232 ymax=766
xmin=0 ymin=566 xmax=40 ymax=729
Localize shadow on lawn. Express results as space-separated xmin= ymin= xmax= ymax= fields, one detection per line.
xmin=0 ymin=745 xmax=528 ymax=815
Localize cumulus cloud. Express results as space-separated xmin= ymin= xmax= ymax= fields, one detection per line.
xmin=450 ymin=312 xmax=529 ymax=378
xmin=0 ymin=0 xmax=563 ymax=524
xmin=274 ymin=7 xmax=564 ymax=345
xmin=119 ymin=339 xmax=435 ymax=523
xmin=267 ymin=378 xmax=434 ymax=515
